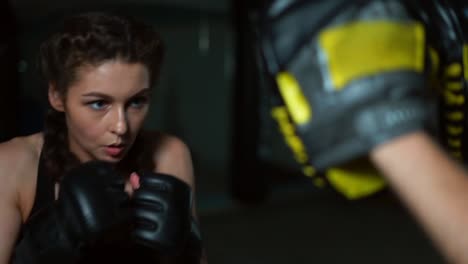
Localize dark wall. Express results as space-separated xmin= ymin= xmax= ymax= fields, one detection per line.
xmin=0 ymin=1 xmax=20 ymax=142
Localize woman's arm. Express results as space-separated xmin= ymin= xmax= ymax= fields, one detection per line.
xmin=152 ymin=135 xmax=196 ymax=215
xmin=0 ymin=181 xmax=22 ymax=263
xmin=151 ymin=134 xmax=207 ymax=263
xmin=0 ymin=140 xmax=28 ymax=263
xmin=371 ymin=131 xmax=468 ymax=263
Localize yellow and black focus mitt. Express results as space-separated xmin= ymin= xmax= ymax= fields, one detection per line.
xmin=257 ymin=0 xmax=440 ymax=199
xmin=259 ymin=0 xmax=435 ymax=171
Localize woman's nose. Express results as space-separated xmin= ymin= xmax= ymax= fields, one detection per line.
xmin=111 ymin=107 xmax=128 ymax=136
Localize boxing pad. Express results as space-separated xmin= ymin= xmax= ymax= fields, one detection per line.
xmin=258 ymin=0 xmax=435 ymax=171
xmin=13 ymin=161 xmax=130 ymax=264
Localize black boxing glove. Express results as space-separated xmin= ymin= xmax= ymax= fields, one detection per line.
xmin=132 ymin=172 xmax=192 ymax=256
xmin=12 ymin=161 xmax=130 ymax=264
xmin=259 ymin=0 xmax=435 ymax=170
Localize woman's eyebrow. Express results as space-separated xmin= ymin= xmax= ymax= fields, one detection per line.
xmin=81 ymin=92 xmax=113 ymax=100
xmin=132 ymin=88 xmax=151 ymax=97
xmin=82 ymin=89 xmax=151 ymax=99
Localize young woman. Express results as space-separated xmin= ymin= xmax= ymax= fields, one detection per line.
xmin=0 ymin=12 xmax=204 ymax=263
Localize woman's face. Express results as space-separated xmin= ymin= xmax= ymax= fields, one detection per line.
xmin=50 ymin=60 xmax=151 ymax=163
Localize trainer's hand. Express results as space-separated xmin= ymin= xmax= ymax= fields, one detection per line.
xmin=13 ymin=161 xmax=130 ymax=264
xmin=132 ymin=172 xmax=192 ymax=255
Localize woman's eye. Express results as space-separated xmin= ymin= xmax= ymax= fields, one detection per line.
xmin=87 ymin=100 xmax=108 ymax=110
xmin=129 ymin=97 xmax=149 ymax=108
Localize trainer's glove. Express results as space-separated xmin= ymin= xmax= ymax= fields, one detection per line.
xmin=259 ymin=0 xmax=435 ymax=170
xmin=132 ymin=172 xmax=193 ymax=256
xmin=13 ymin=161 xmax=131 ymax=264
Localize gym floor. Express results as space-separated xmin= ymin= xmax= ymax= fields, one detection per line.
xmin=198 ymin=183 xmax=444 ymax=264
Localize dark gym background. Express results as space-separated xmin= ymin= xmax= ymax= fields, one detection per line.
xmin=1 ymin=0 xmax=444 ymax=263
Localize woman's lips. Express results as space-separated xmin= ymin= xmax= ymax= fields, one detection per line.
xmin=105 ymin=145 xmax=125 ymax=157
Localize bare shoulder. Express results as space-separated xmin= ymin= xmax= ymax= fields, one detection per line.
xmin=148 ymin=131 xmax=191 ymax=158
xmin=0 ymin=134 xmax=42 ymax=261
xmin=142 ymin=131 xmax=194 ymax=187
xmin=0 ymin=133 xmax=43 ymax=219
xmin=0 ymin=133 xmax=42 ymax=173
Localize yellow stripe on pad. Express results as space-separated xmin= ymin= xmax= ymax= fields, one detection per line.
xmin=446 ymin=81 xmax=463 ymax=91
xmin=271 ymin=106 xmax=309 ymax=164
xmin=448 ymin=139 xmax=462 ymax=148
xmin=326 ymin=161 xmax=387 ymax=200
xmin=446 ymin=111 xmax=464 ymax=121
xmin=276 ymin=72 xmax=312 ymax=125
xmin=318 ymin=21 xmax=425 ymax=90
xmin=303 ymin=165 xmax=316 ymax=177
xmin=444 ymin=90 xmax=465 ymax=106
xmin=445 ymin=63 xmax=462 ymax=78
xmin=447 ymin=125 xmax=463 ymax=136
xmin=428 ymin=47 xmax=439 ymax=77
xmin=451 ymin=151 xmax=462 ymax=159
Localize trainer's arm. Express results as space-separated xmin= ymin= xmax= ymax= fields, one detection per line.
xmin=371 ymin=131 xmax=468 ymax=263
